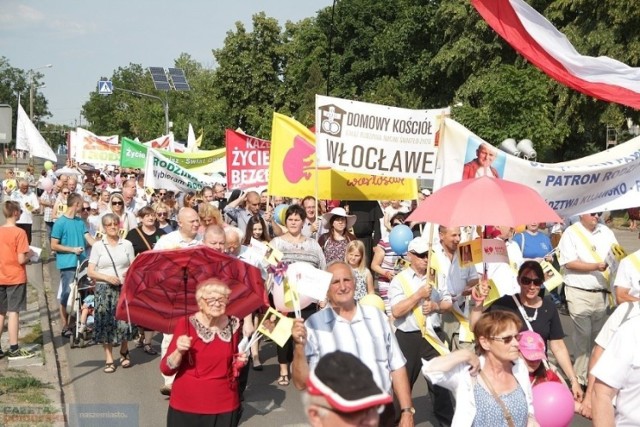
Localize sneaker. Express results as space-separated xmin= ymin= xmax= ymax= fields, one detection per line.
xmin=7 ymin=348 xmax=37 ymax=360
xmin=160 ymin=384 xmax=172 ymax=396
xmin=61 ymin=327 xmax=72 ymax=337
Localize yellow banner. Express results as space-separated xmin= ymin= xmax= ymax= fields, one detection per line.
xmin=268 ymin=113 xmax=417 ymax=200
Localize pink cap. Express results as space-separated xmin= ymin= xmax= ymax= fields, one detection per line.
xmin=518 ymin=330 xmax=546 ymax=361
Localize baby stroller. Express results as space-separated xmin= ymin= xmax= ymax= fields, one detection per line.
xmin=67 ymin=259 xmax=95 ymax=348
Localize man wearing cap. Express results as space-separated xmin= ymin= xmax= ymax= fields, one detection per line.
xmin=557 ymin=212 xmax=618 ymax=389
xmin=389 ymin=237 xmax=454 ymax=426
xmin=303 ymin=350 xmax=393 ymax=427
xmin=292 ymin=261 xmax=414 ymax=427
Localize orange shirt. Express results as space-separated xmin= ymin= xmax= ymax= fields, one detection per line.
xmin=0 ymin=226 xmax=29 ymax=285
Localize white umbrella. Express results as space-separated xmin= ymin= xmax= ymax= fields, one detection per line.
xmin=55 ymin=166 xmax=83 ymax=177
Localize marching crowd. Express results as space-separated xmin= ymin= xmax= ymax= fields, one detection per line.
xmin=1 ymin=161 xmax=640 ymax=427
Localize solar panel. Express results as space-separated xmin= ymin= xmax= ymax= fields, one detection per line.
xmin=168 ymin=68 xmax=190 ymax=91
xmin=149 ymin=67 xmax=170 ymax=91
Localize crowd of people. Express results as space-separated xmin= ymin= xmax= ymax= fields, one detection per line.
xmin=1 ymin=160 xmax=640 ymax=427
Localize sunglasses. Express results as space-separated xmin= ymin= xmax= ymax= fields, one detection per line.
xmin=520 ymin=277 xmax=544 ymax=286
xmin=111 ymin=201 xmax=124 ymax=206
xmin=490 ymin=333 xmax=522 ymax=344
xmin=589 ymin=212 xmax=602 ymax=217
xmin=62 ymin=191 xmax=70 ymax=195
xmin=156 ymin=212 xmax=167 ymax=217
xmin=410 ymin=251 xmax=429 ymax=259
xmin=82 ymin=207 xmax=91 ymax=212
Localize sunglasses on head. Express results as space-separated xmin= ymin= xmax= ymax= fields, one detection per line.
xmin=520 ymin=277 xmax=544 ymax=286
xmin=111 ymin=201 xmax=123 ymax=206
xmin=410 ymin=251 xmax=429 ymax=259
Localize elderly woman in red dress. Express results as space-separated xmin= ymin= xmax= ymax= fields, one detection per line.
xmin=161 ymin=279 xmax=248 ymax=427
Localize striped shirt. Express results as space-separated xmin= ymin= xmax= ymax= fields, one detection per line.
xmin=304 ymin=303 xmax=406 ymax=393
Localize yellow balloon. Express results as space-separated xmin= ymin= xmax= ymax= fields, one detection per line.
xmin=359 ymin=294 xmax=386 ymax=313
xmin=44 ymin=161 xmax=53 ymax=170
xmin=514 ymin=224 xmax=526 ymax=234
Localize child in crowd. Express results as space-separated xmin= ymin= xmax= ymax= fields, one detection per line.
xmin=519 ymin=330 xmax=582 ymax=413
xmin=345 ymin=240 xmax=374 ymax=302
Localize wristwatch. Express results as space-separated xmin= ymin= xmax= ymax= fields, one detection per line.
xmin=400 ymin=407 xmax=415 ymax=415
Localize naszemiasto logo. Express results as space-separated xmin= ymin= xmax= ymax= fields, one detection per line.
xmin=318 ymin=104 xmax=347 ymax=137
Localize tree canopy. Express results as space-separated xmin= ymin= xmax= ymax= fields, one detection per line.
xmin=5 ymin=0 xmax=640 ymax=161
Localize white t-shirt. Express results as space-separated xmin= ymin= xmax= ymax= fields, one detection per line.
xmin=11 ymin=190 xmax=40 ymax=224
xmin=591 ymin=316 xmax=640 ymax=427
xmin=613 ymin=250 xmax=640 ymax=298
xmin=595 ymin=302 xmax=640 ymax=348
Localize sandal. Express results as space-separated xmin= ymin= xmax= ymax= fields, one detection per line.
xmin=103 ymin=363 xmax=116 ymax=373
xmin=143 ymin=344 xmax=158 ymax=355
xmin=119 ymin=350 xmax=132 ymax=368
xmin=277 ymin=374 xmax=289 ymax=386
xmin=135 ymin=336 xmax=144 ymax=348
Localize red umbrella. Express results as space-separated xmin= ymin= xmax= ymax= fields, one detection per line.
xmin=116 ymin=246 xmax=268 ymax=334
xmin=407 ymin=176 xmax=561 ymax=227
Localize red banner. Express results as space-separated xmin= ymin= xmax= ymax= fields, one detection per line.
xmin=225 ymin=129 xmax=270 ymax=189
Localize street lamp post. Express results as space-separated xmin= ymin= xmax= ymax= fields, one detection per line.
xmin=28 ymin=64 xmax=52 ymax=120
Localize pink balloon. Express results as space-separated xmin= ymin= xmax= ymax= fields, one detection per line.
xmin=532 ymin=381 xmax=574 ymax=427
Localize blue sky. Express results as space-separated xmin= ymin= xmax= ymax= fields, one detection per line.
xmin=0 ymin=0 xmax=333 ymax=125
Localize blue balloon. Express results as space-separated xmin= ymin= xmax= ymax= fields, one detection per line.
xmin=389 ymin=224 xmax=413 ymax=255
xmin=273 ymin=204 xmax=290 ymax=226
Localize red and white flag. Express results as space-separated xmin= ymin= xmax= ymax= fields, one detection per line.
xmin=472 ymin=0 xmax=640 ymax=109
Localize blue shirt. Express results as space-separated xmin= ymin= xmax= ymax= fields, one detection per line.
xmin=512 ymin=231 xmax=552 ymax=259
xmin=51 ymin=215 xmax=88 ymax=269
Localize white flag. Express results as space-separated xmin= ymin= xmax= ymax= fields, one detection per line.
xmin=186 ymin=123 xmax=197 ymax=153
xmin=16 ymin=104 xmax=57 ymax=161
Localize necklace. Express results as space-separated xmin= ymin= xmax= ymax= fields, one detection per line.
xmin=522 ymin=306 xmax=538 ymax=322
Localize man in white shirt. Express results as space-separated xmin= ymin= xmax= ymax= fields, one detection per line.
xmin=433 ymin=226 xmax=479 ymax=350
xmin=613 ymin=249 xmax=640 ymax=303
xmin=155 ymin=207 xmax=202 ymax=396
xmin=11 ymin=179 xmax=40 ymax=244
xmin=591 ymin=315 xmax=640 ymax=426
xmin=389 ymin=238 xmax=454 ymax=426
xmin=558 ymin=211 xmax=618 ymax=387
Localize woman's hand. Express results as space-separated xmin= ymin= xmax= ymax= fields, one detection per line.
xmin=176 ymin=335 xmax=192 ymax=353
xmin=104 ymin=275 xmax=121 ymax=286
xmin=571 ymin=379 xmax=584 ymax=401
xmin=384 ymin=270 xmax=395 ymax=281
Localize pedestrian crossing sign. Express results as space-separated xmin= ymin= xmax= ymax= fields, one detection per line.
xmin=97 ymin=80 xmax=113 ymax=95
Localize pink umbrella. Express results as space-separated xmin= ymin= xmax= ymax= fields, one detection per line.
xmin=407 ymin=176 xmax=561 ymax=227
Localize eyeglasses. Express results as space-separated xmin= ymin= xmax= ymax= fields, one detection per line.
xmin=490 ymin=333 xmax=521 ymax=344
xmin=82 ymin=207 xmax=91 ymax=212
xmin=589 ymin=212 xmax=602 ymax=217
xmin=111 ymin=201 xmax=124 ymax=206
xmin=203 ymin=297 xmax=228 ymax=306
xmin=156 ymin=212 xmax=167 ymax=217
xmin=410 ymin=251 xmax=429 ymax=259
xmin=520 ymin=277 xmax=544 ymax=286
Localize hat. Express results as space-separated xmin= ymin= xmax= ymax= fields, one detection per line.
xmin=407 ymin=237 xmax=429 ymax=254
xmin=518 ymin=331 xmax=547 ymax=361
xmin=420 ymin=188 xmax=431 ymax=196
xmin=306 ymin=351 xmax=392 ymax=412
xmin=322 ymin=207 xmax=357 ymax=229
xmin=89 ymin=202 xmax=98 ymax=210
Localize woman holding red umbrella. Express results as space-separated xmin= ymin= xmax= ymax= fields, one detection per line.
xmin=161 ymin=279 xmax=248 ymax=427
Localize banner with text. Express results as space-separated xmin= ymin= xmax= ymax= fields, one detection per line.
xmin=225 ymin=129 xmax=270 ymax=189
xmin=269 ymin=113 xmax=417 ymax=200
xmin=73 ymin=128 xmax=120 ymax=165
xmin=315 ymin=95 xmax=450 ymax=179
xmin=436 ymin=118 xmax=640 ymax=217
xmin=120 ymin=138 xmax=225 ymax=174
xmin=143 ymin=148 xmax=224 ymax=193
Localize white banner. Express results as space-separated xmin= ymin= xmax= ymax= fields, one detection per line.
xmin=144 ymin=148 xmax=223 ymax=193
xmin=15 ymin=104 xmax=57 ymax=161
xmin=437 ymin=118 xmax=640 ymax=217
xmin=315 ymin=95 xmax=450 ymax=178
xmin=73 ymin=128 xmax=120 ymax=165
